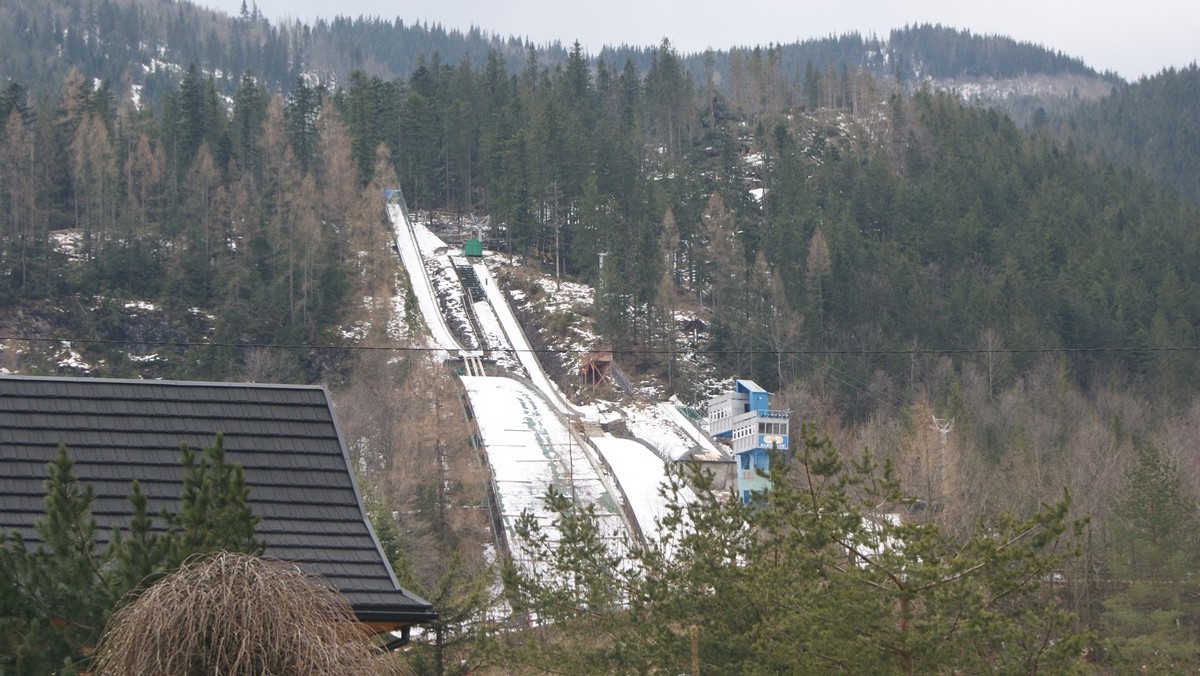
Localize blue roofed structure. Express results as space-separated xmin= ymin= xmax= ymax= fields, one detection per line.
xmin=706 ymin=379 xmax=790 ymax=504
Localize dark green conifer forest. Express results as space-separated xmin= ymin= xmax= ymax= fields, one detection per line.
xmin=3 ymin=1 xmax=1200 ymax=672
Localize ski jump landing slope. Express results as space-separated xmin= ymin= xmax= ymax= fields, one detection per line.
xmin=591 ymin=435 xmax=696 ymax=544
xmin=462 ymin=376 xmax=629 ymax=558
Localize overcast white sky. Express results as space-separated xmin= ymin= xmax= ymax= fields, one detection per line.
xmin=202 ymin=0 xmax=1197 ymax=81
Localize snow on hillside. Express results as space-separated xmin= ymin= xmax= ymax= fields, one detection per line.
xmin=389 ymin=206 xmax=729 ymax=552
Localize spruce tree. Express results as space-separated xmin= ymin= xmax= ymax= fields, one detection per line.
xmin=493 ymin=429 xmax=1088 ymax=674
xmin=1101 ymin=445 xmax=1200 ymax=671
xmin=162 ymin=433 xmax=263 ymax=569
xmin=0 ymin=437 xmax=262 ymax=670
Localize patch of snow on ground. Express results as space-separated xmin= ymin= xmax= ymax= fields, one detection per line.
xmin=50 ymin=231 xmax=84 ymax=260
xmin=537 ymin=277 xmax=593 ymax=311
xmin=56 ymin=341 xmax=92 ymax=372
xmin=341 ymin=321 xmax=370 ymax=342
xmin=387 ymin=273 xmax=413 ymax=341
xmin=123 ymin=300 xmax=159 ymax=313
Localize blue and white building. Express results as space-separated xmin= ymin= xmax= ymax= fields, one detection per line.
xmin=706 ymin=379 xmax=790 ymax=504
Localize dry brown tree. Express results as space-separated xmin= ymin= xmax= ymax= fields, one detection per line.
xmin=92 ymin=551 xmax=408 ymax=675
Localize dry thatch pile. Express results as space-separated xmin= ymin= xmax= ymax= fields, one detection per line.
xmin=93 ymin=551 xmax=407 ymax=675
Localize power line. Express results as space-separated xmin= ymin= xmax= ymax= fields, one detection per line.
xmin=6 ymin=334 xmax=1200 ymax=357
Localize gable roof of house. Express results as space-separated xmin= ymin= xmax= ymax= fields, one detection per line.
xmin=0 ymin=375 xmax=435 ymax=628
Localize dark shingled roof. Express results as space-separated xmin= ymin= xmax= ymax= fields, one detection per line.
xmin=0 ymin=375 xmax=435 ymax=627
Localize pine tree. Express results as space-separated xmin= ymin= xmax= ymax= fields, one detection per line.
xmin=0 ymin=438 xmax=264 ymax=670
xmin=1101 ymin=445 xmax=1200 ymax=671
xmin=494 ymin=430 xmax=1088 ymax=674
xmin=110 ymin=481 xmax=163 ymax=591
xmin=0 ymin=446 xmax=116 ymax=672
xmin=162 ymin=433 xmax=263 ymax=569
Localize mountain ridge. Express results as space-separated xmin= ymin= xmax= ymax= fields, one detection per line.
xmin=0 ymin=1 xmax=1122 ymax=109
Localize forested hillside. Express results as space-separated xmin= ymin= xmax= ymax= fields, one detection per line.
xmin=4 ymin=2 xmax=1200 ymax=671
xmin=0 ymin=0 xmax=542 ymax=105
xmin=1062 ymin=63 xmax=1200 ymax=202
xmin=327 ymin=40 xmax=1200 ymax=414
xmin=0 ymin=1 xmax=1111 ymax=107
xmin=0 ymin=65 xmax=390 ymax=380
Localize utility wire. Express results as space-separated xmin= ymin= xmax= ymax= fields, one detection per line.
xmin=6 ymin=334 xmax=1200 ymax=357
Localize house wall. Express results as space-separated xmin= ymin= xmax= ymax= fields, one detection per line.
xmin=736 ymin=448 xmax=772 ymax=502
xmin=706 ymin=391 xmax=749 ymax=437
xmin=707 ymin=379 xmax=792 ymax=504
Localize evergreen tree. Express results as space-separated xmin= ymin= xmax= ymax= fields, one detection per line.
xmin=1101 ymin=445 xmax=1200 ymax=671
xmin=643 ymin=38 xmax=694 ymax=157
xmin=494 ymin=430 xmax=1088 ymax=674
xmin=162 ymin=434 xmax=263 ymax=569
xmin=0 ymin=446 xmax=114 ymax=673
xmin=341 ymin=70 xmax=395 ymax=187
xmin=230 ymin=72 xmax=268 ymax=182
xmin=110 ymin=480 xmax=163 ymax=592
xmin=0 ymin=438 xmax=262 ymax=670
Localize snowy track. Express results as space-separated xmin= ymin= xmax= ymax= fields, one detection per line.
xmin=591 ymin=436 xmax=696 ymax=544
xmin=388 ymin=203 xmax=463 ymax=353
xmin=472 ymin=262 xmax=575 ymax=415
xmin=463 ymin=377 xmax=629 ymax=557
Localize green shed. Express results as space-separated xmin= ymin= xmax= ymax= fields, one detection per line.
xmin=462 ymin=239 xmax=483 ymax=257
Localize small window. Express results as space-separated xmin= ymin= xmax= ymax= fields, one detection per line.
xmin=741 ymin=454 xmax=750 ymax=470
